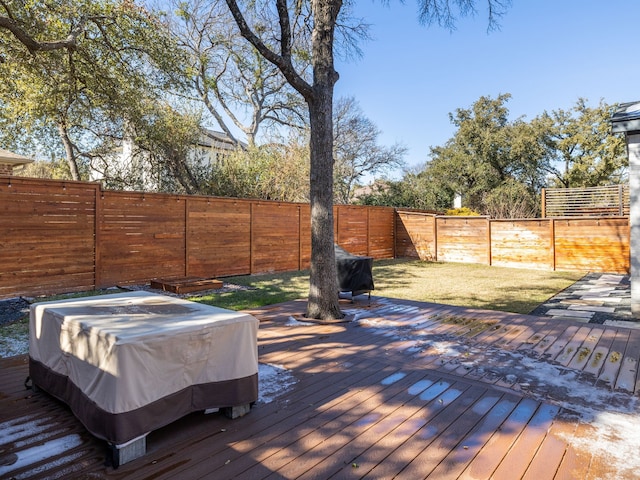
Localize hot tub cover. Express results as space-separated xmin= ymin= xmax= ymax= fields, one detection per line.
xmin=334 ymin=244 xmax=374 ymax=295
xmin=29 ymin=291 xmax=258 ymax=444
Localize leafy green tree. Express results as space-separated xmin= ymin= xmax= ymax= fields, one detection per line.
xmin=420 ymin=94 xmax=556 ymax=217
xmin=425 ymin=94 xmax=520 ymax=211
xmin=539 ymin=99 xmax=627 ymax=187
xmin=369 ymin=95 xmax=624 ymax=217
xmin=482 ymin=179 xmax=540 ymax=218
xmin=0 ymin=0 xmax=187 ymax=180
xmin=18 ymin=158 xmax=72 ymax=180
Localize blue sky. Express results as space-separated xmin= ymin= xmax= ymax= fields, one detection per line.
xmin=334 ymin=0 xmax=640 ymax=176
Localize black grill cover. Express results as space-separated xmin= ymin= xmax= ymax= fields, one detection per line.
xmin=334 ymin=244 xmax=374 ymax=295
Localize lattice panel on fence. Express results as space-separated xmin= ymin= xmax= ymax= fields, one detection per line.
xmin=543 ymin=185 xmax=629 ymax=217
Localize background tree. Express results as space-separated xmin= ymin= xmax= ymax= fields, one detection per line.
xmin=425 ymin=94 xmax=529 ymax=213
xmin=363 ymin=95 xmax=625 ymax=217
xmin=0 ymin=0 xmax=188 ymax=181
xmin=170 ymin=0 xmax=307 ymax=147
xmin=357 ymin=169 xmax=449 ymax=211
xmin=333 ymin=96 xmax=406 ymax=204
xmin=540 ymin=98 xmax=627 ymax=188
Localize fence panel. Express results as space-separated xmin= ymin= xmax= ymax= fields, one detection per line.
xmin=367 ymin=206 xmax=396 ymax=258
xmin=187 ymin=198 xmax=251 ymax=278
xmin=0 ymin=178 xmax=97 ymax=297
xmin=395 ymin=211 xmax=436 ymax=260
xmin=97 ymin=191 xmax=186 ymax=286
xmin=544 ymin=185 xmax=629 ymax=217
xmin=335 ymin=205 xmax=369 ymax=256
xmin=251 ymin=202 xmax=301 ymax=274
xmin=490 ymin=219 xmax=553 ymax=270
xmin=436 ymin=217 xmax=489 ymax=264
xmin=554 ymin=218 xmax=629 ymax=273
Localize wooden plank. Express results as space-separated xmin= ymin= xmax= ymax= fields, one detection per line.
xmin=614 ymin=328 xmax=640 ymax=393
xmin=456 ymin=397 xmax=540 ymax=479
xmin=150 ymin=277 xmax=223 ymax=294
xmin=491 ymin=220 xmax=552 ymax=270
xmin=556 ymin=326 xmax=593 ymax=367
xmin=598 ymin=328 xmax=631 ymax=388
xmin=489 ymin=403 xmax=561 ymax=480
xmin=581 ymin=327 xmax=617 ymax=378
xmin=395 ymin=211 xmax=436 ymax=260
xmin=567 ymin=328 xmax=605 ymax=371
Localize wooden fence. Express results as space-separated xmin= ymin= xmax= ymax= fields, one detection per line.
xmin=396 ymin=211 xmax=630 ymax=274
xmin=542 ymin=185 xmax=630 ymax=217
xmin=0 ymin=176 xmax=395 ymax=299
xmin=0 ymin=176 xmax=631 ymax=300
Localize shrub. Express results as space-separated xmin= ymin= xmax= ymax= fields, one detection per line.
xmin=445 ymin=207 xmax=481 ymax=216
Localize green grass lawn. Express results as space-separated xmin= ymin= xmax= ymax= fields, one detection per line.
xmin=194 ymin=259 xmax=584 ymax=315
xmin=0 ymin=259 xmax=585 ymax=356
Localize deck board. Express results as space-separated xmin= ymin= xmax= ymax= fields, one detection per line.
xmin=1 ymin=296 xmax=640 ymax=479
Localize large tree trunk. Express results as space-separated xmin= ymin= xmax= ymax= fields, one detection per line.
xmin=305 ymin=0 xmax=343 ymax=320
xmin=306 ymin=96 xmax=343 ymax=320
xmin=224 ymin=0 xmax=344 ymax=320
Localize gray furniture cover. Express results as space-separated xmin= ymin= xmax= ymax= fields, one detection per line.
xmin=29 ymin=291 xmax=258 ymax=445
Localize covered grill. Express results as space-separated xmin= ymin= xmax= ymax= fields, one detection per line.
xmin=334 ymin=244 xmax=374 ymax=298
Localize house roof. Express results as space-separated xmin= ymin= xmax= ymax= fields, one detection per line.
xmin=198 ymin=129 xmax=247 ymax=151
xmin=0 ymin=148 xmax=35 ymax=166
xmin=611 ymin=101 xmax=640 ymax=133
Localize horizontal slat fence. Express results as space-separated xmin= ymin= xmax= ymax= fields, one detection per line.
xmin=554 ymin=217 xmax=630 ymax=273
xmin=0 ymin=178 xmax=97 ymax=298
xmin=543 ymin=185 xmax=630 ymax=217
xmin=98 ymin=191 xmax=187 ymax=286
xmin=396 ymin=212 xmax=630 ymax=274
xmin=436 ymin=216 xmax=490 ymax=264
xmin=0 ymin=177 xmax=395 ymax=299
xmin=0 ymin=176 xmax=631 ymax=300
xmin=187 ymin=198 xmax=252 ymax=278
xmin=490 ymin=219 xmax=553 ymax=270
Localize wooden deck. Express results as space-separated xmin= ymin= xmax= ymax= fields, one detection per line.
xmin=2 ymin=296 xmax=640 ymax=479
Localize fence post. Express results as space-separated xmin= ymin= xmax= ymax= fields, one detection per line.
xmin=94 ymin=186 xmax=102 ymax=289
xmin=184 ymin=197 xmax=189 ymax=277
xmin=619 ymin=184 xmax=624 ymax=216
xmin=550 ymin=218 xmax=556 ymax=270
xmin=250 ymin=202 xmax=254 ymax=274
xmin=487 ymin=217 xmax=492 ymax=266
xmin=434 ymin=216 xmax=439 ymax=262
xmin=297 ymin=205 xmax=302 ymax=271
xmin=366 ymin=207 xmax=370 ymax=257
xmin=393 ymin=209 xmax=398 ymax=259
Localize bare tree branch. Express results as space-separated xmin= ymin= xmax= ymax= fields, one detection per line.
xmin=224 ymin=0 xmax=313 ymax=100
